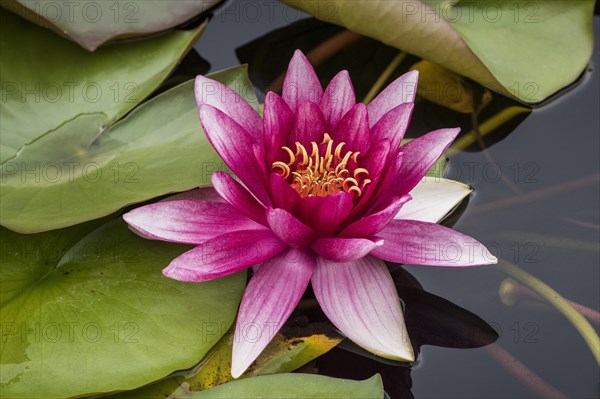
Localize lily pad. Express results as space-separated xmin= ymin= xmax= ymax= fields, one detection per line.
xmin=282 ymin=0 xmax=595 ymax=103
xmin=108 ymin=322 xmax=343 ymax=398
xmin=0 ymin=8 xmax=206 ymax=164
xmin=1 ymin=66 xmax=258 ymax=233
xmin=410 ymin=59 xmax=492 ymax=114
xmin=0 ymin=219 xmax=246 ymax=399
xmin=188 ymin=374 xmax=383 ymax=399
xmin=2 ymin=0 xmax=221 ymax=51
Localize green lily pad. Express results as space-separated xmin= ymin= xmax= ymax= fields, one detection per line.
xmin=188 ymin=374 xmax=384 ymax=399
xmin=0 ymin=219 xmax=246 ymax=399
xmin=282 ymin=0 xmax=595 ymax=103
xmin=0 ymin=66 xmax=257 ymax=233
xmin=2 ymin=0 xmax=221 ymax=51
xmin=108 ymin=322 xmax=343 ymax=398
xmin=410 ymin=59 xmax=492 ymax=114
xmin=0 ymin=8 xmax=205 ymax=164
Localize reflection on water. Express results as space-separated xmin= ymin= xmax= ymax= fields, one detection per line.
xmin=195 ymin=3 xmax=600 ymax=397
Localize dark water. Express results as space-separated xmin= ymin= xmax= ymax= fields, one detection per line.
xmin=195 ymin=3 xmax=600 ymax=398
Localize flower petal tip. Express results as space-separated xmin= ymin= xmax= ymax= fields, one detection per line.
xmin=486 ymin=252 xmax=499 ymax=265
xmin=230 ymin=360 xmax=247 ymax=379
xmin=378 ymin=342 xmax=415 ymax=363
xmin=406 ymin=69 xmax=419 ymax=82
xmin=121 ymin=209 xmax=156 ymax=239
xmin=121 ymin=210 xmax=134 ymax=225
xmin=193 ymin=75 xmax=215 ymax=106
xmin=161 ymin=265 xmax=180 ymax=280
xmin=292 ymin=48 xmax=309 ymax=61
xmin=448 ymin=127 xmax=461 ymax=139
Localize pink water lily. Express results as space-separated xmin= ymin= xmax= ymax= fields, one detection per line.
xmin=123 ymin=50 xmax=496 ymax=377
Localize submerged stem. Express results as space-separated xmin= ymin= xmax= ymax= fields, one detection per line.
xmin=469 ymin=111 xmax=523 ymax=195
xmin=500 ymin=278 xmax=600 ymax=325
xmin=485 ymin=344 xmax=567 ymax=399
xmin=363 ymin=51 xmax=407 ymax=104
xmin=485 ymin=344 xmax=568 ymax=399
xmin=469 ymin=174 xmax=599 ymax=215
xmin=448 ymin=105 xmax=530 ymax=155
xmin=497 ymin=260 xmax=600 ymax=364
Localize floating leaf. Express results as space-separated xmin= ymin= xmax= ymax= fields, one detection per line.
xmin=1 ymin=66 xmax=257 ymax=233
xmin=246 ymin=322 xmax=343 ymax=377
xmin=0 ymin=219 xmax=246 ymax=399
xmin=1 ymin=0 xmax=221 ymax=51
xmin=282 ymin=0 xmax=595 ymax=103
xmin=187 ymin=374 xmax=383 ymax=399
xmin=410 ymin=60 xmax=492 ymax=113
xmin=107 ymin=322 xmax=343 ymax=398
xmin=0 ymin=9 xmax=206 ymax=164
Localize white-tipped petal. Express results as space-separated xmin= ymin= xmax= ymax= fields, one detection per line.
xmin=312 ymin=256 xmax=414 ymax=362
xmin=231 ymin=248 xmax=315 ymax=377
xmin=397 ymin=177 xmax=472 ymax=223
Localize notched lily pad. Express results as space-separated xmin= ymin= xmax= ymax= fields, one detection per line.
xmin=0 ymin=8 xmax=206 ymax=164
xmin=0 ymin=219 xmax=246 ymax=399
xmin=1 ymin=0 xmax=223 ymax=51
xmin=410 ymin=60 xmax=492 ymax=114
xmin=106 ymin=321 xmax=343 ymax=398
xmin=1 ymin=66 xmax=257 ymax=233
xmin=187 ymin=373 xmax=384 ymax=399
xmin=282 ymin=0 xmax=595 ymax=103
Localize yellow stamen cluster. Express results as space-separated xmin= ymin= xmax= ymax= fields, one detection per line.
xmin=272 ymin=133 xmax=371 ymax=198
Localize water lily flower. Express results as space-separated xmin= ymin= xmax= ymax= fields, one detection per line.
xmin=123 ymin=50 xmax=497 ymax=378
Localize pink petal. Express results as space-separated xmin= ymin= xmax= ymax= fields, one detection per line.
xmin=333 ymin=103 xmax=370 ymax=152
xmin=293 ymin=191 xmax=354 ymax=236
xmin=371 ymin=219 xmax=497 ymax=266
xmin=198 ymin=104 xmax=269 ymax=204
xmin=341 ymin=195 xmax=411 ymax=238
xmin=252 ymin=143 xmax=270 ymax=181
xmin=268 ymin=173 xmax=301 ymax=211
xmin=396 ymin=177 xmax=472 ymax=223
xmin=311 ymin=237 xmax=383 ymax=262
xmin=282 ymin=50 xmax=323 ymax=113
xmin=320 ymin=70 xmax=355 ymax=129
xmin=394 ymin=128 xmax=460 ymax=195
xmin=267 ymin=208 xmax=316 ymax=247
xmin=362 ymin=152 xmax=405 ymax=216
xmin=195 ymin=75 xmax=262 ymax=140
xmin=162 ymin=229 xmax=287 ymax=282
xmin=123 ymin=200 xmax=263 ymax=245
xmin=362 ymin=139 xmax=391 ymax=179
xmin=312 ymin=256 xmax=414 ymax=361
xmin=263 ymin=92 xmax=294 ymax=164
xmin=162 ymin=187 xmax=224 ymax=203
xmin=367 ymin=70 xmax=418 ymax=127
xmin=347 ymin=140 xmax=393 ymax=220
xmin=232 ymin=247 xmax=315 ymax=377
xmin=370 ymin=102 xmax=414 ymax=150
xmin=211 ymin=172 xmax=267 ymax=225
xmin=291 ymin=101 xmax=329 ymax=146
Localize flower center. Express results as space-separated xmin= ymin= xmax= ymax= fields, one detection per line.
xmin=272 ymin=133 xmax=371 ymax=198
